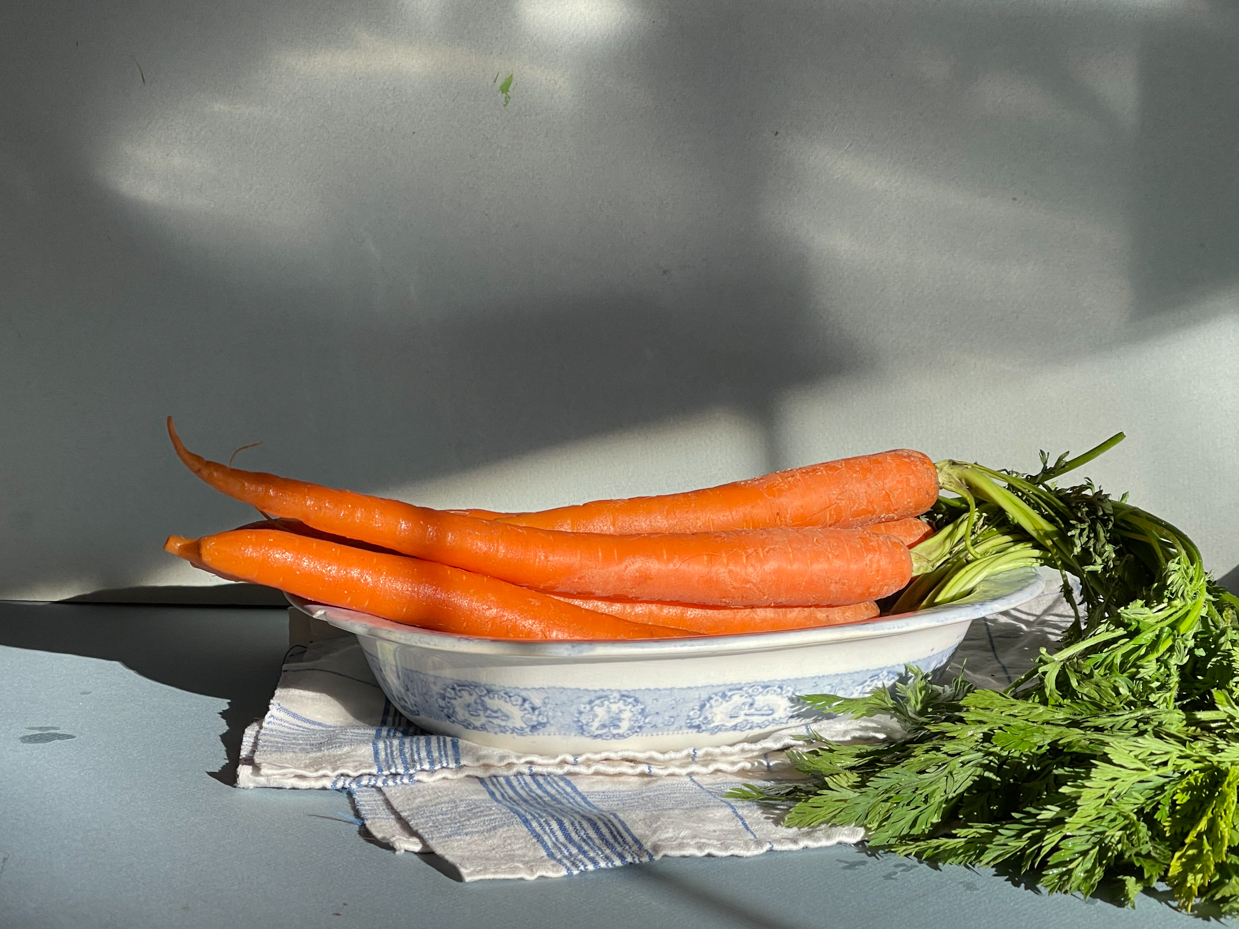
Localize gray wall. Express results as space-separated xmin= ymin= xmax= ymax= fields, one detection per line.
xmin=3 ymin=0 xmax=1238 ymax=599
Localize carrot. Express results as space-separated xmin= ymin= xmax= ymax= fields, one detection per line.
xmin=550 ymin=597 xmax=880 ymax=635
xmin=233 ymin=517 xmax=404 ymax=555
xmin=229 ymin=518 xmax=884 ymax=635
xmin=866 ymin=516 xmax=934 ymax=548
xmin=456 ymin=509 xmax=935 ymax=547
xmin=166 ymin=528 xmax=692 ymax=640
xmin=168 ymin=419 xmax=913 ymax=607
xmin=450 ymin=449 xmax=938 ymax=533
xmin=241 ymin=516 xmax=932 ymax=568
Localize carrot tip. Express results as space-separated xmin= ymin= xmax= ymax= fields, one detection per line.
xmin=167 ymin=417 xmax=210 ymax=475
xmin=164 ymin=535 xmax=200 ymax=560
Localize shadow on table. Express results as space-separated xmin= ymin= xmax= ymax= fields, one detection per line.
xmin=842 ymin=841 xmax=1194 ymax=916
xmin=0 ymin=599 xmax=291 ymax=785
xmin=986 ymin=856 xmax=1207 ymax=916
xmin=62 ymin=582 xmax=288 ymax=607
xmin=625 ymin=866 xmax=808 ymax=929
xmin=0 ymin=599 xmax=483 ymax=881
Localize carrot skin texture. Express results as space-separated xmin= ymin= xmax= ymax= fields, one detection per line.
xmin=866 ymin=517 xmax=934 ymax=548
xmin=168 ymin=420 xmax=913 ymax=606
xmin=243 ymin=515 xmax=930 ymax=563
xmin=230 ymin=519 xmax=884 ymax=634
xmin=166 ymin=529 xmax=690 ymax=640
xmin=463 ymin=450 xmax=938 ymax=533
xmin=457 ymin=510 xmax=936 ymax=547
xmin=553 ymin=597 xmax=880 ymax=635
xmin=233 ymin=517 xmax=405 ymax=555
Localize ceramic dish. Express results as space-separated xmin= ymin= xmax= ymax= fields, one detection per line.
xmin=288 ymin=566 xmax=1045 ymax=754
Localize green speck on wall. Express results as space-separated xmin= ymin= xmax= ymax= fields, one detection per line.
xmin=499 ymin=73 xmax=514 ymax=107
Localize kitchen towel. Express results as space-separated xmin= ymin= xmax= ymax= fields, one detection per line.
xmin=237 ymin=586 xmax=1074 ymax=880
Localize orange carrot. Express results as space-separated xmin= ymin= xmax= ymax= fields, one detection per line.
xmin=169 ymin=419 xmax=912 ymax=607
xmin=451 ymin=449 xmax=938 ymax=533
xmin=231 ymin=518 xmax=885 ymax=635
xmin=866 ymin=516 xmax=934 ymax=548
xmin=243 ymin=516 xmax=924 ymax=562
xmin=166 ymin=528 xmax=691 ymax=640
xmin=456 ymin=509 xmax=936 ymax=547
xmin=233 ymin=517 xmax=404 ymax=554
xmin=551 ymin=597 xmax=880 ymax=635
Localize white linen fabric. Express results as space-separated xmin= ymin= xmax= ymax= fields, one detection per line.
xmin=238 ymin=588 xmax=1074 ymax=880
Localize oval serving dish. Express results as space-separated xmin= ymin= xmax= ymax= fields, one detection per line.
xmin=288 ymin=566 xmax=1045 ymax=754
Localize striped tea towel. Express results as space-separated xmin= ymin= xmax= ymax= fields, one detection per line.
xmin=238 ymin=587 xmax=1074 ymax=880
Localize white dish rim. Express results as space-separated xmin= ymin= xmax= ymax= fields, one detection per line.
xmin=288 ymin=565 xmax=1048 ymax=658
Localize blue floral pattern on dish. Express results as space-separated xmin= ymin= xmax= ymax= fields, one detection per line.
xmin=685 ymin=683 xmax=796 ymax=733
xmin=853 ymin=669 xmax=902 ymax=695
xmin=434 ymin=682 xmax=549 ymax=735
xmin=367 ymin=644 xmax=959 ymax=739
xmin=575 ymin=693 xmax=648 ymax=739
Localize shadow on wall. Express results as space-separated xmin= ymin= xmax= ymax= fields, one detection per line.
xmin=4 ymin=0 xmax=1239 ymax=599
xmin=1133 ymin=11 xmax=1239 ymax=319
xmin=1218 ymin=566 xmax=1239 ymax=599
xmin=416 ymin=277 xmax=849 ymax=475
xmin=1 ymin=0 xmax=874 ymax=598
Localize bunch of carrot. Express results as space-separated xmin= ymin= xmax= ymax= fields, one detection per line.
xmin=163 ymin=418 xmax=942 ymax=641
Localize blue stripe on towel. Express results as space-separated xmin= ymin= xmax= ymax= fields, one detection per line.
xmin=688 ymin=775 xmax=772 ymax=850
xmin=537 ymin=775 xmax=653 ymax=864
xmin=398 ymin=730 xmax=412 ymax=774
xmin=479 ymin=776 xmax=575 ymax=872
xmin=500 ymin=775 xmax=606 ymax=871
xmin=527 ymin=777 xmax=619 ymax=869
xmin=268 ymin=703 xmax=335 ymax=728
xmin=484 ymin=775 xmax=605 ymax=872
xmin=441 ymin=736 xmax=460 ymax=770
xmin=478 ymin=774 xmax=651 ymax=873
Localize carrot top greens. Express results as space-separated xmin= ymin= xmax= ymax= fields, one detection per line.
xmin=733 ymin=434 xmax=1239 ymax=915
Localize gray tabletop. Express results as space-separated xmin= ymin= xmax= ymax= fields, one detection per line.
xmin=0 ymin=600 xmax=1205 ymax=928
